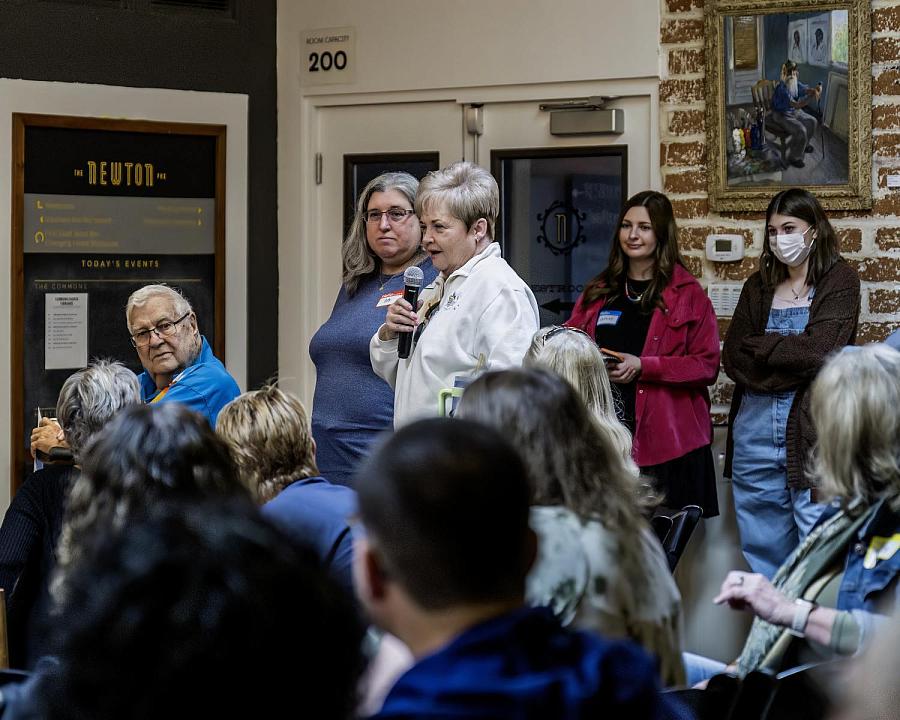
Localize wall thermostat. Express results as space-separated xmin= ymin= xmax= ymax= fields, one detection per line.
xmin=705 ymin=234 xmax=744 ymax=262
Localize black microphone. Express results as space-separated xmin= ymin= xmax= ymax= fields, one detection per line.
xmin=398 ymin=266 xmax=425 ymax=359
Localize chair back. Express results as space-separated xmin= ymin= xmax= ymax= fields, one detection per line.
xmin=654 ymin=504 xmax=703 ymax=571
xmin=751 ymin=79 xmax=775 ymax=111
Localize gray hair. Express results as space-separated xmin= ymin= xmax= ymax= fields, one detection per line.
xmin=56 ymin=359 xmax=141 ymax=459
xmin=415 ymin=161 xmax=499 ymax=240
xmin=125 ymin=284 xmax=193 ymax=333
xmin=810 ymin=343 xmax=900 ymax=502
xmin=342 ymin=172 xmax=425 ymax=296
xmin=524 ymin=326 xmax=635 ymax=467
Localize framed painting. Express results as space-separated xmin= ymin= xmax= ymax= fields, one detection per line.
xmin=705 ymin=0 xmax=871 ymax=211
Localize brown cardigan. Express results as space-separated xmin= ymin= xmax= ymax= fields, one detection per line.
xmin=722 ymin=258 xmax=860 ymax=488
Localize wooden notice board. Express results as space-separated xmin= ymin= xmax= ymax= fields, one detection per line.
xmin=10 ymin=114 xmax=226 ymax=493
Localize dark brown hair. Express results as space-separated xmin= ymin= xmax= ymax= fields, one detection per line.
xmin=582 ymin=190 xmax=686 ymax=312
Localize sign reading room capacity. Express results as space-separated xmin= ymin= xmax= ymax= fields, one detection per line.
xmin=301 ymin=26 xmax=355 ymax=86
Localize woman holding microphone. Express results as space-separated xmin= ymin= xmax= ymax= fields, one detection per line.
xmin=370 ymin=162 xmax=539 ymax=426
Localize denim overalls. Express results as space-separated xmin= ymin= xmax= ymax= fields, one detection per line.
xmin=731 ymin=303 xmax=827 ymax=578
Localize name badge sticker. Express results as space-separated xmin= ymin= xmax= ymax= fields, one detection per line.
xmin=596 ymin=310 xmax=622 ymax=327
xmin=377 ymin=291 xmax=403 ymax=308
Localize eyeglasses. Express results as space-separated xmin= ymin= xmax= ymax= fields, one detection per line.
xmin=365 ymin=208 xmax=416 ymax=224
xmin=130 ymin=312 xmax=191 ymax=348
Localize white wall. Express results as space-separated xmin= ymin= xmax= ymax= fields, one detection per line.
xmin=277 ymin=0 xmax=663 ymax=404
xmin=0 ymin=79 xmax=249 ymax=512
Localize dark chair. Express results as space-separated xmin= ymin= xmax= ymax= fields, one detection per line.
xmin=663 ymin=672 xmax=742 ymax=720
xmin=653 ymin=504 xmax=702 ymax=571
xmin=751 ymin=79 xmax=790 ymax=168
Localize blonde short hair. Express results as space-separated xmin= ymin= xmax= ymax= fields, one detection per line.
xmin=810 ymin=344 xmax=900 ymax=502
xmin=415 ymin=161 xmax=499 ymax=240
xmin=216 ymin=385 xmax=319 ymax=503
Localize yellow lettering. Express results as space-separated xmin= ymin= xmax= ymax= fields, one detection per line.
xmin=145 ymin=163 xmax=154 ymax=187
xmin=87 ymin=161 xmax=97 ymax=185
xmin=125 ymin=162 xmax=133 ymax=184
xmin=99 ymin=161 xmax=108 ymax=186
xmin=110 ymin=162 xmax=122 ymax=186
xmin=134 ymin=163 xmax=143 ymax=186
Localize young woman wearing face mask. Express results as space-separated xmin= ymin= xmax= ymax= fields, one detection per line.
xmin=723 ymin=188 xmax=860 ymax=578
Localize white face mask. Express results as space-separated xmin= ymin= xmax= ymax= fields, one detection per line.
xmin=771 ymin=226 xmax=814 ymax=267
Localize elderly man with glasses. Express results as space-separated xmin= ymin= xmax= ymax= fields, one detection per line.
xmin=32 ymin=284 xmax=239 ymax=459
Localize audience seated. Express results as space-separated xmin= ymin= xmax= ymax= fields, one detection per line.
xmin=685 ymin=344 xmax=900 ymax=685
xmin=6 ymin=499 xmax=364 ymax=720
xmin=216 ymin=385 xmax=357 ymax=594
xmin=524 ymin=324 xmax=634 ymax=465
xmin=0 ymin=360 xmax=139 ymax=668
xmin=353 ymin=416 xmax=668 ymax=719
xmin=457 ymin=368 xmax=685 ymax=687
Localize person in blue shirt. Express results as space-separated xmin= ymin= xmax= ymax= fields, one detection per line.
xmin=770 ymin=60 xmax=821 ymax=169
xmin=125 ymin=284 xmax=240 ymax=426
xmin=216 ymin=385 xmax=357 ymax=595
xmin=353 ymin=417 xmax=669 ymax=719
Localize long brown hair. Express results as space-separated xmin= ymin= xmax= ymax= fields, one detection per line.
xmin=760 ymin=188 xmax=840 ymax=289
xmin=582 ymin=190 xmax=686 ymax=312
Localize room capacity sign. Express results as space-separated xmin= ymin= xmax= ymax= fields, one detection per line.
xmin=301 ymin=26 xmax=355 ymax=86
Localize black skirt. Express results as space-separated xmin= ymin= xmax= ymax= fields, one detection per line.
xmin=640 ymin=443 xmax=719 ymax=517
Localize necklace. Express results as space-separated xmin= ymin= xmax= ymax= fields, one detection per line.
xmin=624 ymin=279 xmax=646 ymax=303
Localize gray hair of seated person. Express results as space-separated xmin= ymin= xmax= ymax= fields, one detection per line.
xmin=524 ymin=326 xmax=635 ymax=467
xmin=810 ymin=343 xmax=900 ymax=502
xmin=55 ymin=359 xmax=141 ymax=460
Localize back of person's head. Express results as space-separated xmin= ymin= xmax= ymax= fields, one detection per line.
xmin=457 ymin=368 xmax=648 ymax=529
xmin=415 ymin=161 xmax=499 ymax=239
xmin=55 ymin=359 xmax=140 ymax=459
xmin=356 ymin=417 xmax=531 ymax=610
xmin=53 ymin=403 xmax=249 ymax=604
xmin=524 ymin=326 xmax=633 ymax=463
xmin=810 ymin=343 xmax=900 ymax=502
xmin=217 ymin=384 xmax=318 ymax=503
xmin=40 ymin=499 xmax=364 ymax=720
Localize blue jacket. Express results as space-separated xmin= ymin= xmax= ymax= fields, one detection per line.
xmin=373 ymin=606 xmax=671 ymax=719
xmin=138 ymin=336 xmax=240 ymax=427
xmin=260 ymin=476 xmax=356 ymax=595
xmin=771 ymin=79 xmax=809 ymax=114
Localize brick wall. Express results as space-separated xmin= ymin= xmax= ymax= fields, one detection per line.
xmin=660 ymin=0 xmax=900 ymax=421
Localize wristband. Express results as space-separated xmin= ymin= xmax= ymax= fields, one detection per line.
xmin=789 ymin=599 xmax=815 ymax=637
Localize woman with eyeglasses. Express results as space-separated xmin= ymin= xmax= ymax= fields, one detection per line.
xmin=565 ymin=190 xmax=720 ymax=518
xmin=309 ymin=172 xmax=437 ymax=486
xmin=723 ymin=188 xmax=860 ymax=578
xmin=370 ymin=162 xmax=539 ymax=427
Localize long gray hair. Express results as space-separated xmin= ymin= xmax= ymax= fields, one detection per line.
xmin=342 ymin=172 xmax=426 ymax=296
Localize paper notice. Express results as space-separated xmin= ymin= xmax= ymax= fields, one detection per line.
xmin=45 ymin=293 xmax=88 ymax=370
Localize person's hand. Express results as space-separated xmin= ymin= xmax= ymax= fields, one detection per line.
xmin=607 ymin=353 xmax=642 ymax=385
xmin=713 ymin=571 xmax=794 ymax=627
xmin=30 ymin=418 xmax=68 ymax=458
xmin=379 ymin=298 xmax=418 ymax=341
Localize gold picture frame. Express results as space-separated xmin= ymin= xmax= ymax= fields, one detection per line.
xmin=705 ymin=0 xmax=871 ymax=211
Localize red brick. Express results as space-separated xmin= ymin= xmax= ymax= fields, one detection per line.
xmin=836 ymin=227 xmax=862 ymax=253
xmin=874 ymin=194 xmax=900 ymax=217
xmin=873 ymin=68 xmax=900 ymax=96
xmin=660 ymin=19 xmax=704 ymax=44
xmin=876 ymin=227 xmax=900 ymax=250
xmin=873 ymin=6 xmax=900 ymax=34
xmin=873 ymin=105 xmax=900 ymax=131
xmin=876 ymin=166 xmax=900 ymax=189
xmin=709 ymin=380 xmax=735 ymax=406
xmin=869 ymin=288 xmax=900 ymax=314
xmin=711 ymin=256 xmax=758 ymax=281
xmin=664 ymin=169 xmax=707 ymax=194
xmin=874 ymin=132 xmax=900 ymax=157
xmin=682 ymin=255 xmax=704 ymax=278
xmin=679 ymin=226 xmax=754 ymax=252
xmin=669 ymin=48 xmax=705 ymax=76
xmin=856 ymin=321 xmax=900 ymax=344
xmin=661 ymin=141 xmax=706 ymax=166
xmin=847 ymin=257 xmax=900 ymax=281
xmin=717 ymin=317 xmax=731 ymax=339
xmin=873 ymin=37 xmax=900 ymax=64
xmin=671 ymin=198 xmax=710 ymax=220
xmin=659 ymin=78 xmax=705 ymax=104
xmin=710 ymin=410 xmax=729 ymax=426
xmin=666 ymin=0 xmax=703 ymax=11
xmin=669 ymin=109 xmax=705 ymax=136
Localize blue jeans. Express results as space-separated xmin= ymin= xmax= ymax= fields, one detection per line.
xmin=682 ymin=652 xmax=729 ymax=687
xmin=731 ymin=306 xmax=826 ymax=579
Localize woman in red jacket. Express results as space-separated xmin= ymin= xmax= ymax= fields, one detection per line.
xmin=566 ymin=190 xmax=720 ymax=516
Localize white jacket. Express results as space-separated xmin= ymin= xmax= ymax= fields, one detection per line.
xmin=370 ymin=243 xmax=540 ymax=427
